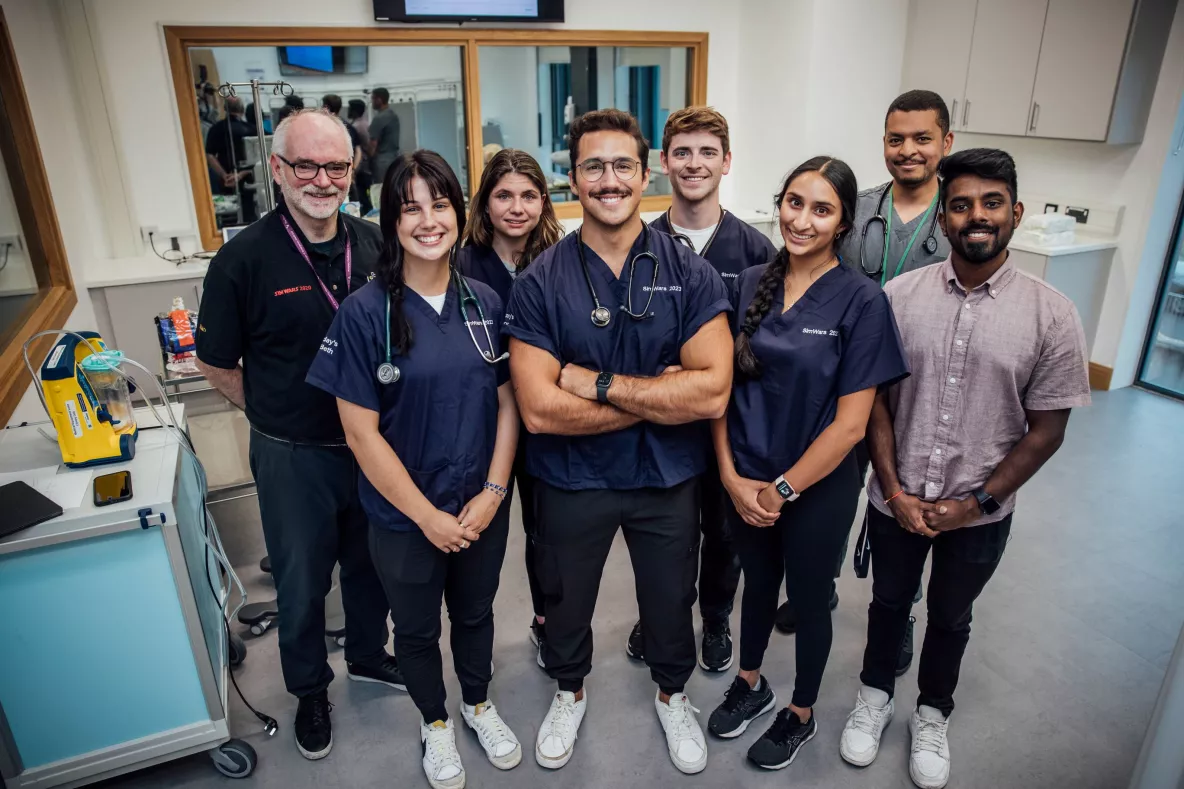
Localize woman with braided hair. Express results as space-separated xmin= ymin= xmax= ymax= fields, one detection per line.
xmin=705 ymin=156 xmax=909 ymax=772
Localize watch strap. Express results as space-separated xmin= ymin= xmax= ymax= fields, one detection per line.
xmin=596 ymin=372 xmax=614 ymax=404
xmin=774 ymin=475 xmax=800 ymax=502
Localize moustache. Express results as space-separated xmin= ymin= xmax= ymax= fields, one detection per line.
xmin=590 ymin=188 xmax=632 ymax=199
xmin=894 ymin=158 xmax=926 ymax=167
xmin=302 ymin=186 xmax=341 ymax=197
xmin=960 ymin=224 xmax=998 ymax=238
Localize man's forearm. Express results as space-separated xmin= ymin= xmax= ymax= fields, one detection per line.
xmin=195 ymin=359 xmax=245 ymax=410
xmin=981 ymin=411 xmax=1069 ymax=501
xmin=866 ymin=390 xmax=902 ymax=498
xmin=607 ymin=369 xmax=728 ymax=425
xmin=206 ymin=154 xmax=227 ymax=180
xmin=519 ymin=384 xmax=641 ymax=436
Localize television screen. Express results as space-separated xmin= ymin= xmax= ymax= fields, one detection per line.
xmin=374 ymin=0 xmax=564 ymax=23
xmin=277 ymin=46 xmax=369 ymax=76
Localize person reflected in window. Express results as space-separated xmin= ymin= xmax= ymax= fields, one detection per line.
xmin=348 ymin=98 xmax=373 ymax=215
xmin=205 ymin=95 xmax=257 ymax=223
xmin=369 ymin=87 xmax=401 ymax=185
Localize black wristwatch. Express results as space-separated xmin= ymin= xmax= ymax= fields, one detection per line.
xmin=596 ymin=371 xmax=614 ymax=404
xmin=971 ymin=487 xmax=1000 ymax=515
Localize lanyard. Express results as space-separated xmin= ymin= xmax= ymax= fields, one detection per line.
xmin=879 ymin=191 xmax=937 ymax=287
xmin=280 ymin=214 xmax=352 ymax=311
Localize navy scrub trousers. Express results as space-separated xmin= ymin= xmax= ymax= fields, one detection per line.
xmin=248 ymin=430 xmax=390 ymax=697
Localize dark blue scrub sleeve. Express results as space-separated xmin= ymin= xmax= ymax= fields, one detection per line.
xmin=836 ymin=291 xmax=909 ymax=397
xmin=305 ymin=294 xmax=383 ymax=412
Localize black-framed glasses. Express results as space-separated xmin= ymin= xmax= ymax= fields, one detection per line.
xmin=277 ymin=155 xmax=352 ymax=180
xmin=575 ymin=157 xmax=641 ymax=181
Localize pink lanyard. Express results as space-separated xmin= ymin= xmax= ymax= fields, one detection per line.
xmin=280 ymin=214 xmax=352 ymax=311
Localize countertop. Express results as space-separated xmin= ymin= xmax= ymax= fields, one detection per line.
xmin=1008 ymin=234 xmax=1119 ymax=257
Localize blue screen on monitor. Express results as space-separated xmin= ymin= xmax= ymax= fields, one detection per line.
xmin=285 ymin=46 xmax=333 ymax=73
xmin=405 ymin=1 xmax=539 ymax=16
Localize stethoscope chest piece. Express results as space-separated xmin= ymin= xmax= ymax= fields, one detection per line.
xmin=591 ymin=306 xmax=612 ymax=328
xmin=924 ymin=236 xmax=938 ymax=254
xmin=377 ymin=362 xmax=400 ymax=385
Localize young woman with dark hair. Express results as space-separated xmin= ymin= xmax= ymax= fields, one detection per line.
xmin=459 ymin=148 xmax=564 ymax=664
xmin=306 ymin=150 xmax=522 ymax=789
xmin=705 ymin=156 xmax=909 ymax=771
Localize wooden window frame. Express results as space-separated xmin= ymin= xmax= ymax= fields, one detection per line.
xmin=0 ymin=7 xmax=78 ymax=427
xmin=163 ymin=26 xmax=709 ymax=250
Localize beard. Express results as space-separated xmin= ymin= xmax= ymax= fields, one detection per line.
xmin=892 ymin=160 xmax=933 ymax=187
xmin=953 ymin=223 xmax=1013 ymax=263
xmin=280 ymin=178 xmax=346 ymax=220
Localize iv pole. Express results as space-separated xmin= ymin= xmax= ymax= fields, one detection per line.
xmin=217 ymin=79 xmax=293 ymax=216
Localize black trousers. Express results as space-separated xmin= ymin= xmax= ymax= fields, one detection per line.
xmin=249 ymin=430 xmax=389 ymax=697
xmin=698 ymin=452 xmax=742 ymax=623
xmin=860 ymin=506 xmax=1010 ymax=716
xmin=512 ymin=441 xmax=544 ymax=617
xmin=535 ymin=478 xmax=700 ymax=695
xmin=734 ymin=454 xmax=861 ymax=708
xmin=369 ymin=503 xmax=511 ymax=723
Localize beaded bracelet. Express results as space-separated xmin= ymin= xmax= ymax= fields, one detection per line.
xmin=483 ymin=482 xmax=508 ymax=500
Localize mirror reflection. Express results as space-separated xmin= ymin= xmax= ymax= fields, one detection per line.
xmin=0 ymin=112 xmax=44 ymax=344
xmin=478 ymin=45 xmax=692 ymax=203
xmin=189 ymin=45 xmax=469 ymax=230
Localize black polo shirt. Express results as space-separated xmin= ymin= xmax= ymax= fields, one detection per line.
xmin=196 ymin=202 xmax=383 ymax=442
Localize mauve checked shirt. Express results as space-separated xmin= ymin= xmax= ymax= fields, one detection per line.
xmin=868 ymin=256 xmax=1091 ymax=527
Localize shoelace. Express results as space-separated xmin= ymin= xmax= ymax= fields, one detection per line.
xmin=424 ymin=725 xmax=459 ymax=768
xmin=703 ymin=629 xmax=727 ymax=650
xmin=473 ymin=706 xmax=513 ymax=745
xmin=848 ymin=696 xmax=887 ymax=735
xmin=768 ymin=709 xmax=810 ymax=746
xmin=719 ymin=677 xmax=752 ymax=713
xmin=665 ymin=696 xmax=702 ymax=742
xmin=548 ymin=695 xmax=577 ymax=739
xmin=302 ymin=697 xmax=333 ymax=730
xmin=913 ymin=716 xmax=949 ymax=755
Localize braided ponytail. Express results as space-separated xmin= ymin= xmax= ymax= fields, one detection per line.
xmin=734 ymin=248 xmax=789 ymax=378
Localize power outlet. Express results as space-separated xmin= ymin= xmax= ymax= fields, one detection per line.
xmin=1043 ymin=203 xmax=1059 ymax=214
xmin=0 ymin=234 xmax=21 ymax=253
xmin=1065 ymin=206 xmax=1090 ymax=224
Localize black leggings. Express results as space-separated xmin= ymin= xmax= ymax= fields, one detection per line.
xmin=733 ymin=453 xmax=861 ymax=708
xmin=511 ymin=440 xmax=544 ymax=618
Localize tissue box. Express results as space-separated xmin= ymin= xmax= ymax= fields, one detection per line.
xmin=1015 ymin=229 xmax=1076 ymax=247
xmin=1022 ymin=213 xmax=1077 ymax=233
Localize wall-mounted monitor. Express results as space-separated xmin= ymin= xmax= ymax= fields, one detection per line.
xmin=277 ymin=46 xmax=369 ymax=76
xmin=374 ymin=0 xmax=564 ymax=23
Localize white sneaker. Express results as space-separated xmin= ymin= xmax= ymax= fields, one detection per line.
xmin=840 ymin=685 xmax=894 ymax=766
xmin=909 ymin=705 xmax=951 ymax=789
xmin=461 ymin=701 xmax=522 ymax=770
xmin=535 ymin=690 xmax=587 ymax=769
xmin=420 ymin=719 xmax=465 ymax=789
xmin=654 ymin=691 xmax=708 ymax=774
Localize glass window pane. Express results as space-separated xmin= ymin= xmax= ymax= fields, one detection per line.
xmin=478 ymin=45 xmax=692 ymax=203
xmin=188 ymin=45 xmax=468 ymax=227
xmin=1139 ymin=200 xmax=1184 ymax=398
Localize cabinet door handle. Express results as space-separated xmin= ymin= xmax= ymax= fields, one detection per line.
xmin=1029 ymin=102 xmax=1040 ymax=132
xmin=951 ymin=99 xmax=959 ymax=129
xmin=962 ymin=100 xmax=971 ymax=127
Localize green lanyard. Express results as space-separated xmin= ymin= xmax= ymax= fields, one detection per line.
xmin=880 ymin=190 xmax=938 ymax=286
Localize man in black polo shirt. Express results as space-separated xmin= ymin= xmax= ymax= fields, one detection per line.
xmin=196 ymin=109 xmax=402 ymax=761
xmin=205 ymin=96 xmax=258 ymax=223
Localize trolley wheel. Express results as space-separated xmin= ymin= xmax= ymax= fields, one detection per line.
xmin=210 ymin=738 xmax=257 ymax=778
xmin=229 ymin=633 xmax=247 ymax=667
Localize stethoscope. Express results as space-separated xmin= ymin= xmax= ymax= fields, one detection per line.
xmin=859 ymin=183 xmax=940 ymax=285
xmin=576 ymin=225 xmax=660 ymax=328
xmin=664 ymin=208 xmax=728 ymax=256
xmin=376 ymin=264 xmax=508 ymax=385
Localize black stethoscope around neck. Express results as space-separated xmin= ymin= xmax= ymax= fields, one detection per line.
xmin=576 ymin=225 xmax=660 ymax=328
xmin=859 ymin=183 xmax=940 ymax=283
xmin=664 ymin=207 xmax=728 ymax=257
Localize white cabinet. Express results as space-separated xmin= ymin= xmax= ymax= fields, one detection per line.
xmin=901 ymin=0 xmax=977 ymax=131
xmin=961 ymin=0 xmax=1049 ymax=136
xmin=1027 ymin=0 xmax=1137 ymax=141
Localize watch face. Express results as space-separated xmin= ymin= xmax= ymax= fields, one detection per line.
xmin=776 ymin=480 xmax=792 ymax=499
xmin=596 ymin=372 xmax=612 ymax=387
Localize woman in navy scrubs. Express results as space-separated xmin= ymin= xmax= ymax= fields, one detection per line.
xmin=458 ymin=148 xmax=564 ymax=663
xmin=306 ymin=150 xmax=521 ymax=789
xmin=705 ymin=157 xmax=908 ymax=770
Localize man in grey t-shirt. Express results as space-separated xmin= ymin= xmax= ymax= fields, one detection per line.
xmin=368 ymin=87 xmax=401 ymax=184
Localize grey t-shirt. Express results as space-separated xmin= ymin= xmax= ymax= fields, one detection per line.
xmin=369 ymin=107 xmax=401 ymax=183
xmin=837 ymin=181 xmax=949 ymax=286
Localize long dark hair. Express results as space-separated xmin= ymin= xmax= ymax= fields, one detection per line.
xmin=463 ymin=149 xmax=564 ymax=271
xmin=378 ymin=149 xmax=467 ymax=355
xmin=735 ymin=156 xmax=857 ymax=378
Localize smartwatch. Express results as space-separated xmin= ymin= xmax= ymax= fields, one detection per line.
xmin=971 ymin=487 xmax=1000 ymax=515
xmin=773 ymin=475 xmax=800 ymax=502
xmin=595 ymin=371 xmax=615 ymax=404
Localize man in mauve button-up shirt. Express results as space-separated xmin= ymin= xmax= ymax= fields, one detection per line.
xmin=839 ymin=149 xmax=1090 ymax=789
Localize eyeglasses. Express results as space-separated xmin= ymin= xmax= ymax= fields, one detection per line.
xmin=277 ymin=155 xmax=352 ymax=180
xmin=575 ymin=157 xmax=641 ymax=182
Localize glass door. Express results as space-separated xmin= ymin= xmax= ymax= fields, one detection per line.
xmin=1139 ymin=194 xmax=1184 ymax=398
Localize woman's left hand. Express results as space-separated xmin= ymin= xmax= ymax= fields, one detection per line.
xmin=756 ymin=484 xmax=786 ymax=515
xmin=458 ymin=488 xmax=502 ymax=535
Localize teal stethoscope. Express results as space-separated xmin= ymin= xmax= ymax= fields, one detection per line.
xmin=859 ymin=184 xmax=940 ymax=286
xmin=376 ymin=265 xmax=508 ymax=385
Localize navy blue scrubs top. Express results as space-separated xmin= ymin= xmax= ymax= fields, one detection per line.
xmin=457 ymin=243 xmax=516 ymax=307
xmin=306 ymin=277 xmax=509 ymax=532
xmin=727 ymin=263 xmax=909 ymax=483
xmin=504 ymin=226 xmax=731 ymax=491
xmin=650 ymin=210 xmax=777 ymax=285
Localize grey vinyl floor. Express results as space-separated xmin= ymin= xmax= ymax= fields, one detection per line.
xmin=99 ymin=386 xmax=1184 ymax=789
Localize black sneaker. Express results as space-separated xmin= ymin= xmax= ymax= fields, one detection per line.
xmin=747 ymin=708 xmax=817 ymax=770
xmin=774 ymin=586 xmax=840 ymax=634
xmin=895 ymin=616 xmax=916 ymax=677
xmin=708 ymin=675 xmax=777 ymax=738
xmin=698 ymin=619 xmax=734 ymax=673
xmin=294 ymin=690 xmax=333 ymax=760
xmin=626 ymin=620 xmax=645 ymax=661
xmin=530 ymin=618 xmax=547 ymax=670
xmin=347 ymin=652 xmax=407 ymax=691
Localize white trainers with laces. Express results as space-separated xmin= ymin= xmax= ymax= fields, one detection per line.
xmin=840 ymin=685 xmax=894 ymax=766
xmin=461 ymin=701 xmax=522 ymax=770
xmin=420 ymin=719 xmax=465 ymax=789
xmin=654 ymin=691 xmax=708 ymax=774
xmin=535 ymin=690 xmax=587 ymax=769
xmin=909 ymin=705 xmax=951 ymax=789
